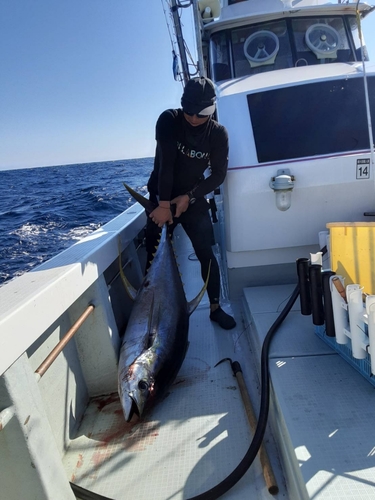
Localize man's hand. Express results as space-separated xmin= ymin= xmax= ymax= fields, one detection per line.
xmin=149 ymin=205 xmax=173 ymax=227
xmin=171 ymin=194 xmax=189 ymax=217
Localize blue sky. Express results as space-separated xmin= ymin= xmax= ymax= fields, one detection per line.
xmin=0 ymin=1 xmax=194 ymax=169
xmin=1 ymin=1 xmax=375 ymax=170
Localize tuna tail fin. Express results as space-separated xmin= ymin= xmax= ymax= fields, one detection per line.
xmin=123 ymin=183 xmax=156 ymax=214
xmin=187 ymin=260 xmax=211 ymax=316
xmin=118 ymin=237 xmax=137 ymax=301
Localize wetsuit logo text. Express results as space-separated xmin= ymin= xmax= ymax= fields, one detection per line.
xmin=177 ymin=141 xmax=210 ymax=160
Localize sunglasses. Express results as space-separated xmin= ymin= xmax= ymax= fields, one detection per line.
xmin=183 ymin=110 xmax=208 ymax=119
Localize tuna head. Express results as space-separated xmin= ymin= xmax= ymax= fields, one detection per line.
xmin=119 ymin=360 xmax=156 ymax=422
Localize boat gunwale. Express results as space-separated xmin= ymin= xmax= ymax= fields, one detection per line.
xmin=0 ymin=202 xmax=146 ymax=377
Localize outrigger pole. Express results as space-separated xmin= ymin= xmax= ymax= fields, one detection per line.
xmin=191 ymin=0 xmax=206 ymax=77
xmin=170 ymin=0 xmax=191 ymax=84
xmin=170 ymin=0 xmax=206 ymax=83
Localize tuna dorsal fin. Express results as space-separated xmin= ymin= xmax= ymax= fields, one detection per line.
xmin=187 ymin=260 xmax=211 ymax=316
xmin=118 ymin=237 xmax=137 ymax=301
xmin=123 ymin=183 xmax=156 ymax=214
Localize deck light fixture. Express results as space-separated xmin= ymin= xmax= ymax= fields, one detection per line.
xmin=269 ymin=169 xmax=295 ymax=211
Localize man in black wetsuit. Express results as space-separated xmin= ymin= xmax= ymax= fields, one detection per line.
xmin=146 ymin=76 xmax=236 ymax=330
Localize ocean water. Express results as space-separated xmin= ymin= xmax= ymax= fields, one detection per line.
xmin=0 ymin=158 xmax=153 ymax=286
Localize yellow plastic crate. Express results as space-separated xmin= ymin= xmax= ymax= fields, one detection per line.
xmin=327 ymin=222 xmax=375 ymax=295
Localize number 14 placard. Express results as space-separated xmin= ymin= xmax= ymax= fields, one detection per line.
xmin=356 ymin=158 xmax=370 ymax=179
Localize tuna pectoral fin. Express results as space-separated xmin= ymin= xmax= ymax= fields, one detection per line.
xmin=118 ymin=237 xmax=137 ymax=301
xmin=187 ymin=260 xmax=211 ymax=316
xmin=123 ymin=183 xmax=156 ymax=214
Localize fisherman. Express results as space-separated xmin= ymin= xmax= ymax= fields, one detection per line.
xmin=146 ymin=76 xmax=236 ymax=330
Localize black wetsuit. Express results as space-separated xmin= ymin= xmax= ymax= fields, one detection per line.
xmin=146 ymin=108 xmax=229 ymax=305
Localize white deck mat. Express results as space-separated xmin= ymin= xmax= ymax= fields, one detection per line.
xmin=63 ymin=226 xmax=288 ymax=499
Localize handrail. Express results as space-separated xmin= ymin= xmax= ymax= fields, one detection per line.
xmin=0 ymin=406 xmax=15 ymax=431
xmin=35 ymin=304 xmax=95 ymax=379
xmin=0 ymin=204 xmax=145 ymax=378
xmin=1 ymin=304 xmax=95 ymax=430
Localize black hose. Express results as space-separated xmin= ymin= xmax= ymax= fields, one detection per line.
xmin=186 ymin=284 xmax=300 ymax=500
xmin=71 ymin=285 xmax=300 ymax=500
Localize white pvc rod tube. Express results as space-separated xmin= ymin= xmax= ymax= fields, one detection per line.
xmin=310 ymin=252 xmax=323 ymax=266
xmin=330 ymin=276 xmax=349 ymax=345
xmin=347 ymin=285 xmax=367 ymax=359
xmin=366 ymin=297 xmax=375 ymax=375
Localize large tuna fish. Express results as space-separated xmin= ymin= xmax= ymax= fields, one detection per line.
xmin=118 ymin=184 xmax=208 ymax=422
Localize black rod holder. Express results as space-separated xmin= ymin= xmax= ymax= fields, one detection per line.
xmin=309 ymin=264 xmax=325 ymax=325
xmin=322 ymin=271 xmax=336 ymax=337
xmin=297 ymin=258 xmax=311 ymax=316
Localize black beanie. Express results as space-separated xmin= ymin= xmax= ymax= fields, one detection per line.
xmin=181 ymin=77 xmax=216 ymax=116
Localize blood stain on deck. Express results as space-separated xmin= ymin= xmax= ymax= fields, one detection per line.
xmin=71 ymin=393 xmax=160 ymax=482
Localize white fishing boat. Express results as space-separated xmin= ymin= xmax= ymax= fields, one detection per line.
xmin=2 ymin=1 xmax=375 ymax=498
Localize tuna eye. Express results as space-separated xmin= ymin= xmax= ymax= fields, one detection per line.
xmin=138 ymin=380 xmax=149 ymax=391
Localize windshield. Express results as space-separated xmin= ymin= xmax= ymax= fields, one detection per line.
xmin=210 ymin=16 xmax=368 ymax=82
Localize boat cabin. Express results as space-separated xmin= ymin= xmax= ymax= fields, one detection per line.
xmin=198 ymin=0 xmax=375 ymax=294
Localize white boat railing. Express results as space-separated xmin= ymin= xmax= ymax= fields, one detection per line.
xmin=0 ymin=202 xmax=146 ymax=377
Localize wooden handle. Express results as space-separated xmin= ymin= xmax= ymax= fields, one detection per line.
xmin=332 ymin=277 xmax=347 ymax=302
xmin=235 ymin=371 xmax=279 ymax=495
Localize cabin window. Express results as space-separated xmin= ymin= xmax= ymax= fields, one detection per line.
xmin=348 ymin=16 xmax=369 ymax=61
xmin=231 ymin=20 xmax=292 ymax=78
xmin=209 ymin=15 xmax=367 ymax=82
xmin=291 ymin=17 xmax=352 ymax=65
xmin=248 ymin=77 xmax=375 ymax=162
xmin=211 ymin=32 xmax=231 ymax=82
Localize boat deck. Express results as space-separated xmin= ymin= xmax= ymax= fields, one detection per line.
xmin=63 ymin=226 xmax=375 ymax=499
xmin=244 ymin=284 xmax=375 ymax=499
xmin=63 ymin=227 xmax=288 ymax=499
